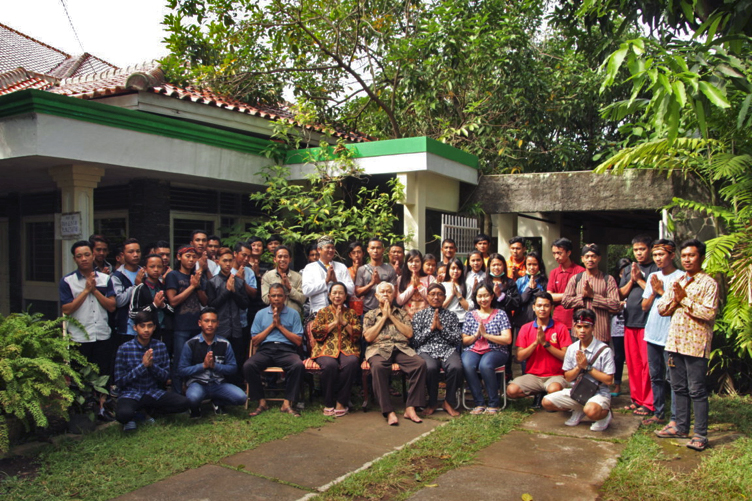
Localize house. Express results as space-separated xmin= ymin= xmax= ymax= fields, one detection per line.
xmin=0 ymin=22 xmax=478 ymax=317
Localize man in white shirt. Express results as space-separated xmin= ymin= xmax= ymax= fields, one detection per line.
xmin=302 ymin=236 xmax=355 ymax=315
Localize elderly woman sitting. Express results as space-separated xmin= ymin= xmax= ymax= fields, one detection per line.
xmin=363 ymin=282 xmax=427 ymax=425
xmin=411 ymin=283 xmax=463 ymax=416
xmin=310 ymin=281 xmax=362 ymax=417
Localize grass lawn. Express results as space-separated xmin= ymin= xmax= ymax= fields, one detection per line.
xmin=313 ymin=402 xmax=530 ymax=501
xmin=0 ymin=403 xmax=330 ymax=500
xmin=600 ymin=394 xmax=752 ymax=500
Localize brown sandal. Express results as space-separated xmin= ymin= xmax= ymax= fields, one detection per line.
xmin=249 ymin=404 xmax=268 ymax=417
xmin=280 ymin=406 xmax=301 ymax=417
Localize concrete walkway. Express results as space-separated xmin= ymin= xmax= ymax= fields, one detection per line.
xmin=113 ymin=411 xmax=445 ymax=501
xmin=113 ymin=389 xmax=643 ymax=501
xmin=409 ymin=396 xmax=642 ymax=501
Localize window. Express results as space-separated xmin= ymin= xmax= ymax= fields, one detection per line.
xmin=172 ymin=217 xmax=216 ymax=249
xmin=25 ymin=221 xmax=55 ymax=282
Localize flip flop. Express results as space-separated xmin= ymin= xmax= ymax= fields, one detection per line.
xmin=686 ymin=436 xmax=708 ymax=451
xmin=642 ymin=416 xmax=666 ymax=426
xmin=633 ymin=406 xmax=653 ymax=417
xmin=655 ymin=424 xmax=688 ymax=438
xmin=622 ymin=403 xmax=638 ymax=411
xmin=323 ymin=407 xmax=336 ymax=416
xmin=334 ymin=408 xmax=349 ymax=418
xmin=249 ymin=404 xmax=268 ymax=417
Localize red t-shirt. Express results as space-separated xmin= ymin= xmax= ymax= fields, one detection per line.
xmin=516 ymin=319 xmax=572 ymax=377
xmin=548 ymin=263 xmax=585 ymax=328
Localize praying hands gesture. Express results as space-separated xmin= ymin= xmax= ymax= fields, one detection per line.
xmin=650 ymin=274 xmax=664 ymax=295
xmin=325 ymin=264 xmax=336 ymax=284
xmin=411 ymin=273 xmax=421 ymax=289
xmin=142 ymin=348 xmax=154 ymax=368
xmin=431 ymin=308 xmax=443 ymax=331
xmin=203 ymin=350 xmax=215 ymax=369
xmin=370 ymin=269 xmax=381 ymax=286
xmin=536 ymin=324 xmax=546 ymax=346
xmin=84 ymin=272 xmax=97 ymax=293
xmin=272 ymin=305 xmax=281 ymax=327
xmin=576 ymin=350 xmax=589 ymax=371
xmin=582 ymin=279 xmax=594 ymax=299
xmin=280 ymin=272 xmax=292 ymax=292
xmin=227 ymin=273 xmax=236 ymax=291
xmin=630 ymin=263 xmax=643 ymax=285
xmin=190 ymin=270 xmax=202 ymax=289
xmin=249 ymin=258 xmax=260 ymax=276
xmin=153 ymin=290 xmax=165 ymax=308
xmin=672 ymin=281 xmax=687 ymax=303
xmin=529 ymin=274 xmax=536 ymax=290
xmin=135 ymin=267 xmax=146 ymax=286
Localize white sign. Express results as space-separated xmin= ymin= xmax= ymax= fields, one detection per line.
xmin=60 ymin=212 xmax=82 ymax=238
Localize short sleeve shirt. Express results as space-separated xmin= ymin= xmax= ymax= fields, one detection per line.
xmin=165 ymin=270 xmax=206 ymax=331
xmin=516 ymin=319 xmax=572 ymax=377
xmin=563 ymin=338 xmax=615 ymax=397
xmin=642 ymin=269 xmax=682 ymax=346
xmin=59 ymin=270 xmax=115 ymax=343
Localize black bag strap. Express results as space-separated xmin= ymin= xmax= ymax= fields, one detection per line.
xmin=586 ymin=345 xmax=609 ymax=369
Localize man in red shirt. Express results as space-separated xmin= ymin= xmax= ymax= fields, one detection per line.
xmin=507 ymin=291 xmax=572 ymax=401
xmin=547 ymin=238 xmax=585 ymax=331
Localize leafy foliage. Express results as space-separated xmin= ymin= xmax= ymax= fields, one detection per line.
xmin=0 ymin=312 xmax=100 ymax=430
xmin=163 ymin=0 xmax=627 ymax=173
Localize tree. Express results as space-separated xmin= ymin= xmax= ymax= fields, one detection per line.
xmin=584 ymin=0 xmax=752 ymax=390
xmin=163 ymin=0 xmax=627 ymax=173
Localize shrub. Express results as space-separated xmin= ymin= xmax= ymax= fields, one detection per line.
xmin=0 ymin=311 xmax=99 ymax=430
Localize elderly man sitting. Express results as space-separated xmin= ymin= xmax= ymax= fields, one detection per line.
xmin=363 ymin=282 xmax=427 ymax=425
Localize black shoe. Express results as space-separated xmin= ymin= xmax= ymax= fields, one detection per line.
xmin=190 ymin=408 xmax=202 ymax=419
xmin=212 ymin=403 xmax=226 ymax=415
xmin=532 ymin=394 xmax=543 ymax=409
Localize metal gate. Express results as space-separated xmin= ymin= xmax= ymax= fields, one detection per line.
xmin=440 ymin=214 xmax=479 ymax=255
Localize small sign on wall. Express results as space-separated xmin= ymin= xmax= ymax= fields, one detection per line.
xmin=60 ymin=212 xmax=82 ymax=238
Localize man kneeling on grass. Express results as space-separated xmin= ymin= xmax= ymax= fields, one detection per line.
xmin=542 ymin=308 xmax=615 ymax=432
xmin=178 ymin=307 xmax=247 ymax=417
xmin=114 ymin=310 xmax=190 ymax=432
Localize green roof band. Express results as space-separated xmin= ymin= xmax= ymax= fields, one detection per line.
xmin=0 ymin=89 xmax=272 ymax=157
xmin=285 ymin=136 xmax=479 ymax=169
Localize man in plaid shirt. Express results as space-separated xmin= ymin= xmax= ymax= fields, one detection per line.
xmin=114 ymin=310 xmax=190 ymax=432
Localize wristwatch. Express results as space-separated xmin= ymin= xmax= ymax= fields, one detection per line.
xmin=543 ymin=342 xmax=551 ymax=348
xmin=584 ymin=364 xmax=593 ymax=373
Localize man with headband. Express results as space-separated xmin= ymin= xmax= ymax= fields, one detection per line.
xmin=562 ymin=243 xmax=620 ymax=342
xmin=302 ymin=236 xmax=355 ymax=315
xmin=542 ymin=308 xmax=616 ymax=431
xmin=640 ymin=239 xmax=681 ymax=427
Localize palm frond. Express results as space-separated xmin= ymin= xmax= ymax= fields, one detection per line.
xmin=594 ymin=138 xmax=716 ymax=175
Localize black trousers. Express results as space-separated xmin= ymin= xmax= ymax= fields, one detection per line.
xmin=243 ymin=342 xmax=304 ymax=403
xmin=115 ymin=392 xmax=190 ymax=424
xmin=369 ymin=351 xmax=426 ymax=415
xmin=419 ymin=351 xmax=463 ymax=407
xmin=77 ymin=338 xmax=114 ymax=382
xmin=316 ymin=354 xmax=359 ymax=408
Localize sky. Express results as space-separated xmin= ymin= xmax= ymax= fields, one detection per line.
xmin=4 ymin=0 xmax=173 ymax=68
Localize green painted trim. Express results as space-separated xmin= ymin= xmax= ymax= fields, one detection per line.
xmin=285 ymin=136 xmax=478 ymax=169
xmin=0 ymin=89 xmax=273 ymax=156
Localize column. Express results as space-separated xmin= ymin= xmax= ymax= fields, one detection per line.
xmin=398 ymin=172 xmax=426 ymax=251
xmin=492 ymin=214 xmax=517 ymax=258
xmin=49 ymin=165 xmax=105 ymax=276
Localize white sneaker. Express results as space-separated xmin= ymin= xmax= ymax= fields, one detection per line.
xmin=590 ymin=411 xmax=612 ymax=431
xmin=565 ymin=409 xmax=585 ymax=426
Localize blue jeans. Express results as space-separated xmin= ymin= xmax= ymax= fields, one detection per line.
xmin=185 ymin=381 xmax=247 ymax=412
xmin=462 ymin=350 xmax=509 ymax=408
xmin=172 ymin=329 xmax=200 ymax=394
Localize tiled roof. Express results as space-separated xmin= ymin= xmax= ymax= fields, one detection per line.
xmin=1 ymin=22 xmax=372 ymax=142
xmin=0 ymin=22 xmax=117 ymax=77
xmin=0 ymin=68 xmax=56 ymax=96
xmin=48 ymin=61 xmax=372 ymax=142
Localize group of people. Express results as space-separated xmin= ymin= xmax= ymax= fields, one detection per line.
xmin=59 ymin=230 xmax=718 ymax=449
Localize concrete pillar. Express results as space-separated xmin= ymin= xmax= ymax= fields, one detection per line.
xmin=49 ymin=165 xmax=105 ymax=275
xmin=398 ymin=172 xmax=425 ymax=251
xmin=492 ymin=213 xmax=517 ymax=259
